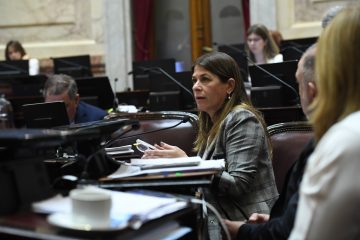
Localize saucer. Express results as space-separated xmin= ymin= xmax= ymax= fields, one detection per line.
xmin=47 ymin=212 xmax=129 ymax=232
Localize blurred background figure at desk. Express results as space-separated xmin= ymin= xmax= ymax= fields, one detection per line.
xmin=43 ymin=74 xmax=108 ymax=124
xmin=245 ymin=24 xmax=283 ymax=65
xmin=5 ymin=40 xmax=39 ymax=75
xmin=142 ymin=52 xmax=278 ymax=240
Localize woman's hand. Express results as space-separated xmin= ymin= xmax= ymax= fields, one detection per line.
xmin=141 ymin=142 xmax=187 ymax=159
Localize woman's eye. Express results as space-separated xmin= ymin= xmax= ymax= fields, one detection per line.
xmin=200 ymin=76 xmax=210 ymax=82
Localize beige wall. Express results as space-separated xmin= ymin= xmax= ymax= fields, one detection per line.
xmin=0 ymin=0 xmax=104 ymax=60
xmin=0 ymin=0 xmax=356 ymax=70
xmin=251 ymin=0 xmax=354 ymax=39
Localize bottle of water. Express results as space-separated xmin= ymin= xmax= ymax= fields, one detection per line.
xmin=0 ymin=94 xmax=14 ymax=129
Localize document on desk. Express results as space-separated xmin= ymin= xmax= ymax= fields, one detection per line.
xmin=33 ymin=186 xmax=187 ymax=230
xmin=106 ymin=156 xmax=225 ymax=179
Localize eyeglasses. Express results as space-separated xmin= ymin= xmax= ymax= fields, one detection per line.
xmin=133 ymin=139 xmax=156 ymax=152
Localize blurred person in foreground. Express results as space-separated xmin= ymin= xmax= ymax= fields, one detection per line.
xmin=290 ymin=5 xmax=360 ymax=240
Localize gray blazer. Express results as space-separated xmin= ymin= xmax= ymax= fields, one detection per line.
xmin=199 ymin=108 xmax=278 ymax=239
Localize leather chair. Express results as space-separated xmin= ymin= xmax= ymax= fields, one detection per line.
xmin=267 ymin=121 xmax=313 ymax=192
xmin=105 ymin=111 xmax=198 ymax=157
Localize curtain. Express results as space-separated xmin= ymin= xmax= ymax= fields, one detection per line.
xmin=133 ymin=0 xmax=154 ymax=61
xmin=242 ymin=0 xmax=250 ymax=40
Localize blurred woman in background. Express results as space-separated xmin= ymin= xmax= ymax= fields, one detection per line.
xmin=5 ymin=40 xmax=39 ymax=75
xmin=245 ymin=24 xmax=283 ymax=65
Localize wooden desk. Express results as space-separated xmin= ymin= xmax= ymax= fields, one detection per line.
xmin=0 ymin=205 xmax=197 ymax=240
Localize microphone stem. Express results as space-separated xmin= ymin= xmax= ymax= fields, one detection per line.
xmin=155 ymin=67 xmax=194 ymax=100
xmin=51 ymin=57 xmax=90 ymax=70
xmin=249 ymin=61 xmax=299 ymax=101
xmin=215 ymin=42 xmax=299 ymax=103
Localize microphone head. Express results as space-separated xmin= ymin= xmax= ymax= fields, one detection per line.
xmin=182 ymin=116 xmax=190 ymax=123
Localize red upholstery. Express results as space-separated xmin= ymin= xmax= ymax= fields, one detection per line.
xmin=105 ymin=111 xmax=198 ymax=157
xmin=268 ymin=121 xmax=313 ymax=192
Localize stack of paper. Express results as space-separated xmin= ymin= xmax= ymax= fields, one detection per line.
xmin=105 ymin=156 xmax=225 ymax=179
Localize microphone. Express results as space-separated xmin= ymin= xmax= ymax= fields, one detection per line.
xmin=280 ymin=46 xmax=304 ymax=55
xmin=128 ymin=66 xmax=149 ymax=75
xmin=66 ymin=119 xmax=140 ymax=181
xmin=104 ymin=115 xmax=191 ymax=147
xmin=51 ymin=57 xmax=91 ymax=76
xmin=215 ymin=42 xmax=299 ymax=103
xmin=112 ymin=78 xmax=119 ymax=112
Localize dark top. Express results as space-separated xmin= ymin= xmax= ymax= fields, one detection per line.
xmin=74 ymin=101 xmax=108 ymax=124
xmin=236 ymin=139 xmax=315 ymax=240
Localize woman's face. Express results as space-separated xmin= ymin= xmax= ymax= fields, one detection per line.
xmin=7 ymin=47 xmax=22 ymax=60
xmin=247 ymin=33 xmax=266 ymax=56
xmin=192 ymin=65 xmax=233 ymax=119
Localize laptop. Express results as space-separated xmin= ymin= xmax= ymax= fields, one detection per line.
xmin=22 ymin=101 xmax=69 ymax=128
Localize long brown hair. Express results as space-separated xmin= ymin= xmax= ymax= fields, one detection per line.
xmin=5 ymin=40 xmax=27 ymax=60
xmin=310 ymin=5 xmax=360 ymax=140
xmin=193 ymin=52 xmax=268 ymax=152
xmin=245 ymin=24 xmax=280 ymax=63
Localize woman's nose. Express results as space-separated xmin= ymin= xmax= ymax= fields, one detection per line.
xmin=192 ymin=81 xmax=200 ymax=90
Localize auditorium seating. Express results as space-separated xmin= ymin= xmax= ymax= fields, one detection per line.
xmin=105 ymin=111 xmax=198 ymax=157
xmin=267 ymin=121 xmax=313 ymax=192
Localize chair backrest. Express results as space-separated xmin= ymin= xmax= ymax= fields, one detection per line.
xmin=268 ymin=121 xmax=313 ymax=192
xmin=105 ymin=111 xmax=198 ymax=157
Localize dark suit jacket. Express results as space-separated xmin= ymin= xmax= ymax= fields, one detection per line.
xmin=74 ymin=101 xmax=108 ymax=124
xmin=236 ymin=139 xmax=315 ymax=240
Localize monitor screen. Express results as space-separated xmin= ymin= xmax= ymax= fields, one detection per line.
xmin=148 ymin=70 xmax=194 ymax=110
xmin=75 ymin=76 xmax=114 ymax=110
xmin=132 ymin=58 xmax=176 ymax=90
xmin=173 ymin=71 xmax=195 ymax=110
xmin=249 ymin=60 xmax=299 ymax=106
xmin=0 ymin=74 xmax=47 ymax=97
xmin=280 ymin=37 xmax=317 ymax=61
xmin=22 ymin=101 xmax=69 ymax=128
xmin=0 ymin=60 xmax=29 ymax=76
xmin=53 ymin=55 xmax=92 ymax=78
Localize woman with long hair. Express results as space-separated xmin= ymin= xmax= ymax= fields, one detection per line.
xmin=5 ymin=40 xmax=39 ymax=75
xmin=142 ymin=51 xmax=278 ymax=239
xmin=245 ymin=24 xmax=283 ymax=65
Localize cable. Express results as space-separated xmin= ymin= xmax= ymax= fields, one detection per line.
xmin=103 ymin=118 xmax=189 ymax=148
xmin=190 ymin=198 xmax=231 ymax=240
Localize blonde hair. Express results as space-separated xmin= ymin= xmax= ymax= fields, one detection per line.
xmin=310 ymin=5 xmax=360 ymax=140
xmin=193 ymin=52 xmax=268 ymax=152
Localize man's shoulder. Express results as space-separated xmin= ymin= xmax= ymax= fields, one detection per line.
xmin=76 ymin=101 xmax=108 ymax=122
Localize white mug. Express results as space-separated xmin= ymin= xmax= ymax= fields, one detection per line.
xmin=70 ymin=188 xmax=112 ymax=228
